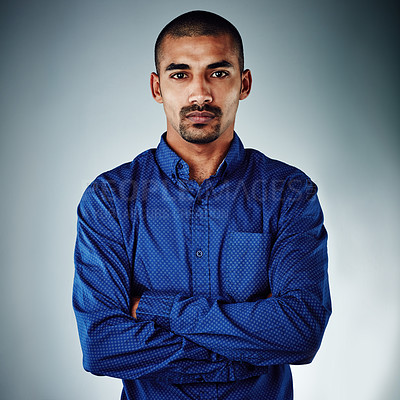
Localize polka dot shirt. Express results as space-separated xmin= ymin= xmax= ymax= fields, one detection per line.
xmin=73 ymin=133 xmax=331 ymax=399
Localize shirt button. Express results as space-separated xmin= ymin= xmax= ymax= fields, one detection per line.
xmin=177 ymin=163 xmax=183 ymax=169
xmin=195 ymin=376 xmax=205 ymax=382
xmin=196 ymin=250 xmax=203 ymax=258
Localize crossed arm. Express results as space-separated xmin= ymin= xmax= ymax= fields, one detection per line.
xmin=131 ymin=293 xmax=274 ymax=319
xmin=73 ymin=176 xmax=331 ymax=382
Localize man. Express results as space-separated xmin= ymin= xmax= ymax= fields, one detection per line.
xmin=73 ymin=10 xmax=331 ymax=400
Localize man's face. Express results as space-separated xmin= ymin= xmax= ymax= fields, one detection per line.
xmin=151 ymin=34 xmax=251 ymax=144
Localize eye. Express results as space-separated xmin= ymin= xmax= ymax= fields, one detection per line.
xmin=211 ymin=70 xmax=229 ymax=78
xmin=171 ymin=72 xmax=188 ymax=79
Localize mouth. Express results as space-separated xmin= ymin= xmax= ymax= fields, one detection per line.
xmin=185 ymin=111 xmax=215 ymax=124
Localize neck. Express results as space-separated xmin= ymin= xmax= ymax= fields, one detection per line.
xmin=166 ymin=129 xmax=233 ymax=184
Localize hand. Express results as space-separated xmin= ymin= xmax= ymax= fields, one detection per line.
xmin=131 ymin=297 xmax=141 ymax=319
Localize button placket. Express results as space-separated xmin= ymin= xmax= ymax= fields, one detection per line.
xmin=191 ymin=192 xmax=210 ymax=296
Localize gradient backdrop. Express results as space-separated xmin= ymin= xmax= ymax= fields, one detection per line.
xmin=1 ymin=1 xmax=399 ymax=399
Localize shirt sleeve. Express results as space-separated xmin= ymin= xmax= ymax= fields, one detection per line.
xmin=136 ymin=175 xmax=332 ymax=366
xmin=73 ymin=179 xmax=255 ymax=383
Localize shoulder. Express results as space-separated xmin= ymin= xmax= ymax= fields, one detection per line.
xmin=101 ymin=148 xmax=156 ymax=182
xmin=245 ymin=148 xmax=309 ymax=182
xmin=243 ymin=148 xmax=319 ymax=207
xmin=80 ymin=148 xmax=157 ymax=206
xmin=92 ymin=148 xmax=156 ymax=187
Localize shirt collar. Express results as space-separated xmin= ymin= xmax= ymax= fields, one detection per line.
xmin=155 ymin=132 xmax=245 ymax=182
xmin=223 ymin=132 xmax=246 ymax=176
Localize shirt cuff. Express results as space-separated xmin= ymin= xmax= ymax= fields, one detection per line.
xmin=136 ymin=292 xmax=176 ymax=330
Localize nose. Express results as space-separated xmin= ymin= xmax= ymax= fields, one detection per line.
xmin=188 ymin=76 xmax=212 ymax=105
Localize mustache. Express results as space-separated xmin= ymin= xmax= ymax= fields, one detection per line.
xmin=180 ymin=104 xmax=222 ymax=118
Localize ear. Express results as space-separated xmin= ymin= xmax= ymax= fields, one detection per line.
xmin=150 ymin=72 xmax=163 ymax=103
xmin=239 ymin=69 xmax=252 ymax=100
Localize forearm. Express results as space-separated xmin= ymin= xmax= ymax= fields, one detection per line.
xmin=136 ymin=285 xmax=330 ymax=366
xmin=73 ymin=267 xmax=240 ymax=382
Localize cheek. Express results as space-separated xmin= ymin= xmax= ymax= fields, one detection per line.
xmin=218 ymin=86 xmax=241 ymax=105
xmin=161 ymin=94 xmax=177 ymax=113
xmin=222 ymin=93 xmax=240 ymax=115
xmin=161 ymin=89 xmax=184 ymax=111
xmin=162 ymin=98 xmax=183 ymax=125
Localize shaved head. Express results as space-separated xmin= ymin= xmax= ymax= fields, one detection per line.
xmin=155 ymin=10 xmax=244 ymax=74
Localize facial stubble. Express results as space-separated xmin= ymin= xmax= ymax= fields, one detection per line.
xmin=178 ymin=104 xmax=223 ymax=144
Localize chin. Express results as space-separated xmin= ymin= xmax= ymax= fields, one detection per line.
xmin=181 ymin=131 xmax=221 ymax=144
xmin=179 ymin=124 xmax=222 ymax=144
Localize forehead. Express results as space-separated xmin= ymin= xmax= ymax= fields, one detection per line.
xmin=158 ymin=34 xmax=239 ymax=68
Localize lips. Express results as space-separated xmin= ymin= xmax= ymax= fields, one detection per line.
xmin=186 ymin=111 xmax=215 ymax=124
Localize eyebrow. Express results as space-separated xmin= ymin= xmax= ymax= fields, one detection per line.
xmin=165 ymin=63 xmax=190 ymax=71
xmin=165 ymin=60 xmax=234 ymax=72
xmin=207 ymin=61 xmax=234 ymax=69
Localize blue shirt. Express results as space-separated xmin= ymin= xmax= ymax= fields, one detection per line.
xmin=73 ymin=133 xmax=331 ymax=400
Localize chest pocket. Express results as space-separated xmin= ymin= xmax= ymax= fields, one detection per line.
xmin=220 ymin=232 xmax=272 ymax=302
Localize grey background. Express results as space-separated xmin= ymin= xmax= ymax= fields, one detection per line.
xmin=1 ymin=1 xmax=399 ymax=399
